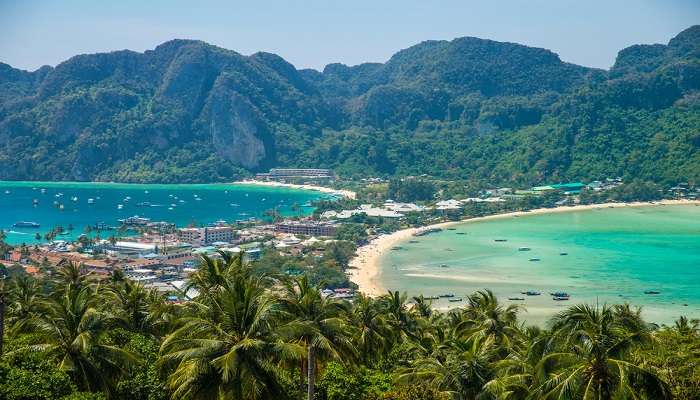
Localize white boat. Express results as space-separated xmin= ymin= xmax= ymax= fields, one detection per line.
xmin=87 ymin=198 xmax=94 ymax=204
xmin=117 ymin=204 xmax=123 ymax=209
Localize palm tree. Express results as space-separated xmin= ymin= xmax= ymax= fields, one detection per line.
xmin=104 ymin=279 xmax=161 ymax=334
xmin=279 ymin=275 xmax=355 ymax=400
xmin=53 ymin=260 xmax=90 ymax=294
xmin=159 ymin=262 xmax=300 ymax=399
xmin=5 ymin=274 xmax=43 ymax=334
xmin=18 ymin=285 xmax=139 ymax=393
xmin=456 ymin=289 xmax=522 ymax=349
xmin=399 ymin=335 xmax=496 ymax=400
xmin=533 ymin=304 xmax=671 ymax=399
xmin=379 ymin=290 xmax=413 ymax=339
xmin=351 ymin=293 xmax=394 ymax=365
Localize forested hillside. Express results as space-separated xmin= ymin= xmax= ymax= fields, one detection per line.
xmin=0 ymin=26 xmax=698 ymax=184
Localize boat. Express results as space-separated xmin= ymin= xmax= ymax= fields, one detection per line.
xmin=425 ymin=296 xmax=440 ymax=300
xmin=117 ymin=204 xmax=123 ymax=209
xmin=40 ymin=188 xmax=46 ymax=194
xmin=71 ymin=196 xmax=78 ymax=202
xmin=521 ymin=291 xmax=541 ymax=296
xmin=390 ymin=246 xmax=403 ymax=251
xmin=448 ymin=298 xmax=463 ymax=303
xmin=4 ymin=190 xmax=10 ymax=194
xmin=518 ymin=247 xmax=531 ymax=251
xmin=413 ymin=227 xmax=443 ymax=237
xmin=446 ymin=228 xmax=456 ymax=231
xmin=440 ymin=264 xmax=449 ymax=268
xmin=508 ymin=297 xmax=525 ymax=301
xmin=438 ymin=293 xmax=455 ymax=298
xmin=87 ymin=198 xmax=94 ymax=204
xmin=32 ymin=199 xmax=39 ymax=205
xmin=559 ymin=252 xmax=568 ymax=255
xmin=408 ymin=240 xmax=420 ymax=244
xmin=456 ymin=232 xmax=466 ymax=235
xmin=553 ymin=296 xmax=570 ymax=301
xmin=644 ymin=290 xmax=661 ymax=295
xmin=136 ymin=202 xmax=151 ymax=207
xmin=494 ymin=239 xmax=507 ymax=242
xmin=549 ymin=292 xmax=570 ymax=298
xmin=13 ymin=221 xmax=40 ymax=228
xmin=529 ymin=258 xmax=541 ymax=262
xmin=118 ymin=216 xmax=151 ymax=226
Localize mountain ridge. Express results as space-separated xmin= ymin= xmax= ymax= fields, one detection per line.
xmin=0 ymin=26 xmax=698 ymax=184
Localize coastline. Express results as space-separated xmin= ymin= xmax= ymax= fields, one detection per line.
xmin=348 ymin=199 xmax=700 ymax=297
xmin=234 ymin=179 xmax=356 ymax=199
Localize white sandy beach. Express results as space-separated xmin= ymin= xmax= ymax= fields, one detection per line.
xmin=234 ymin=179 xmax=356 ymax=199
xmin=349 ymin=199 xmax=700 ymax=297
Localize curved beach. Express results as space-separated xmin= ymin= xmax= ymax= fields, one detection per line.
xmin=349 ymin=200 xmax=700 ymax=298
xmin=234 ymin=179 xmax=356 ymax=199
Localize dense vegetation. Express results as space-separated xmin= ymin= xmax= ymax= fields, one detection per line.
xmin=0 ymin=254 xmax=699 ymax=399
xmin=1 ymin=26 xmax=699 ymax=185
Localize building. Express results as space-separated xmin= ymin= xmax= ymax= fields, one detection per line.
xmin=178 ymin=226 xmax=234 ymax=246
xmin=256 ymin=168 xmax=333 ymax=180
xmin=275 ymin=221 xmax=337 ymax=236
xmin=105 ymin=241 xmax=158 ymax=257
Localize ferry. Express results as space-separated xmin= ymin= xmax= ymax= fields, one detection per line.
xmin=13 ymin=221 xmax=40 ymax=228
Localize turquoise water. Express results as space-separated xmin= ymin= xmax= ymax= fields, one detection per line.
xmin=0 ymin=181 xmax=327 ymax=245
xmin=379 ymin=205 xmax=700 ymax=325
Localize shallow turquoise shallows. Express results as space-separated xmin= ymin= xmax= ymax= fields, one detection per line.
xmin=0 ymin=181 xmax=328 ymax=245
xmin=379 ymin=205 xmax=700 ymax=325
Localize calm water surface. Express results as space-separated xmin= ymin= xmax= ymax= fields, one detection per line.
xmin=379 ymin=205 xmax=700 ymax=325
xmin=0 ymin=181 xmax=327 ymax=244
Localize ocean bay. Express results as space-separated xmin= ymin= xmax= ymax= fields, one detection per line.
xmin=378 ymin=205 xmax=700 ymax=324
xmin=0 ymin=181 xmax=328 ymax=245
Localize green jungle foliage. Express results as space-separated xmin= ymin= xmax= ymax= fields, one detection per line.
xmin=0 ymin=27 xmax=699 ymax=185
xmin=0 ymin=256 xmax=699 ymax=399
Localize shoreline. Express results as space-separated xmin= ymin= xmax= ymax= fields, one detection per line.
xmin=234 ymin=179 xmax=356 ymax=199
xmin=348 ymin=199 xmax=700 ymax=297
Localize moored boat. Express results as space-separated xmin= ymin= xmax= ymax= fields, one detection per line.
xmin=13 ymin=221 xmax=40 ymax=228
xmin=518 ymin=247 xmax=531 ymax=251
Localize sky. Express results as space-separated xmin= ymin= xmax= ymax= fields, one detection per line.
xmin=1 ymin=0 xmax=699 ymax=72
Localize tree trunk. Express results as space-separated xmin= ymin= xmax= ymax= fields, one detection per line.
xmin=299 ymin=357 xmax=306 ymax=400
xmin=0 ymin=295 xmax=5 ymax=356
xmin=307 ymin=346 xmax=316 ymax=400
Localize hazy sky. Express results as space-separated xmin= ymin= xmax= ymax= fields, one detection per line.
xmin=1 ymin=0 xmax=698 ymax=72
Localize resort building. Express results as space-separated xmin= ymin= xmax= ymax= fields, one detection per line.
xmin=178 ymin=226 xmax=234 ymax=246
xmin=274 ymin=220 xmax=337 ymax=236
xmin=255 ymin=168 xmax=334 ymax=180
